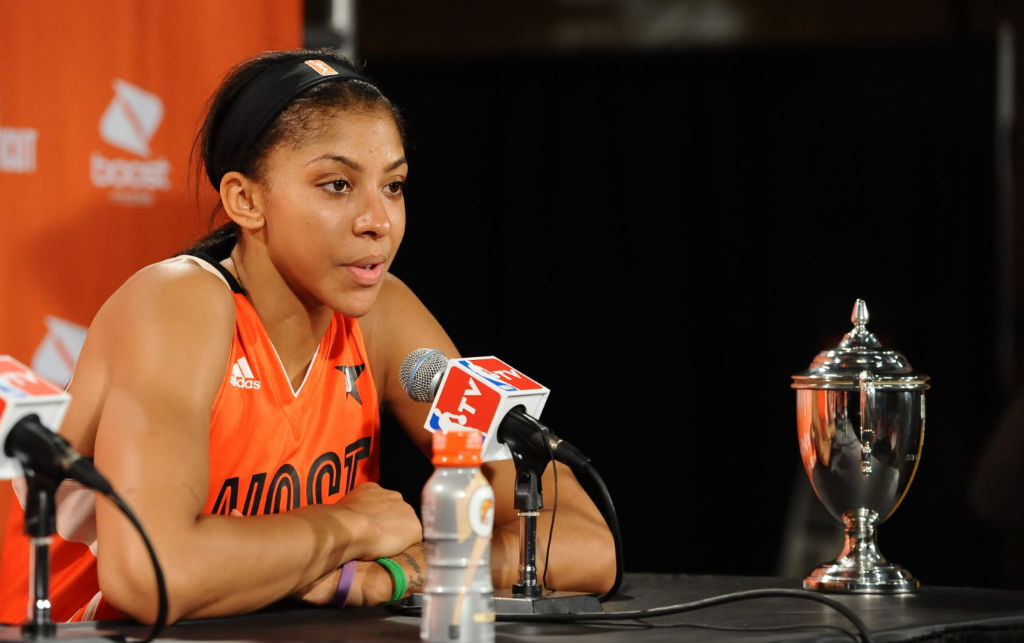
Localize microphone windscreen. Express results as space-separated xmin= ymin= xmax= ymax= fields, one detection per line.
xmin=399 ymin=348 xmax=448 ymax=402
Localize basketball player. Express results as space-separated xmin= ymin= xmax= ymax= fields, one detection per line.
xmin=0 ymin=49 xmax=615 ymax=624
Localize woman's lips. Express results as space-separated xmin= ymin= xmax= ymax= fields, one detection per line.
xmin=344 ymin=258 xmax=385 ymax=286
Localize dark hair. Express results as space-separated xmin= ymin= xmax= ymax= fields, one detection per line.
xmin=182 ymin=48 xmax=405 ymax=259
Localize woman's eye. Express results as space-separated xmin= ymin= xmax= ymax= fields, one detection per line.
xmin=324 ymin=179 xmax=351 ymax=193
xmin=384 ymin=181 xmax=406 ymax=196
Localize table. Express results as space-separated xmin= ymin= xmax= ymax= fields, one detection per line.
xmin=3 ymin=573 xmax=1024 ymax=642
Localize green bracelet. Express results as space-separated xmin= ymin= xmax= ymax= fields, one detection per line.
xmin=376 ymin=557 xmax=407 ymax=604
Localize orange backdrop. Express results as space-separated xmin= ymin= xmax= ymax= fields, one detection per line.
xmin=0 ymin=0 xmax=302 ymax=545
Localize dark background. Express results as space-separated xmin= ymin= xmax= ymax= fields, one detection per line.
xmin=307 ymin=1 xmax=1024 ymax=591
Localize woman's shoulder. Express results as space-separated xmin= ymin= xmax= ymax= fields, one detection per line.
xmin=63 ymin=255 xmax=239 ymax=443
xmin=89 ymin=255 xmax=238 ymax=353
xmin=110 ymin=255 xmax=234 ymax=308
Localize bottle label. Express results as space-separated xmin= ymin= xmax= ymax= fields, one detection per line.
xmin=467 ymin=478 xmax=495 ymax=538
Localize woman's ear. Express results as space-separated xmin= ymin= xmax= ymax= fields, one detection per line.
xmin=220 ymin=171 xmax=265 ymax=231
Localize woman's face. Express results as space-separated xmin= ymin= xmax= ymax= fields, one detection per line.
xmin=257 ymin=105 xmax=407 ymax=317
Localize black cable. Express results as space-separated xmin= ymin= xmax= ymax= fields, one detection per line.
xmin=389 ymin=587 xmax=874 ymax=642
xmin=105 ymin=489 xmax=168 ymax=643
xmin=632 ymin=619 xmax=862 ymax=641
xmin=560 ymin=619 xmax=863 ymax=643
xmin=572 ymin=460 xmax=623 ymax=602
xmin=540 ymin=433 xmax=557 ymax=592
xmin=515 ymin=412 xmax=623 ymax=602
xmin=495 ymin=588 xmax=875 ymax=643
xmin=515 ymin=616 xmax=863 ymax=643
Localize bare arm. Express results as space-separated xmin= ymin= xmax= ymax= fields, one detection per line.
xmin=360 ymin=274 xmax=616 ymax=596
xmin=89 ymin=264 xmax=420 ymax=624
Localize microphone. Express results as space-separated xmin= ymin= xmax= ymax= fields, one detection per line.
xmin=401 ymin=350 xmax=622 ymax=606
xmin=399 ymin=348 xmax=591 ymax=469
xmin=0 ymin=356 xmax=111 ymax=493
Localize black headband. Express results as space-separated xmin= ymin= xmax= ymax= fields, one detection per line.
xmin=207 ymin=57 xmax=369 ymax=189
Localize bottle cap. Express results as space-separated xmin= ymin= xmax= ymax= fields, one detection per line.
xmin=431 ymin=429 xmax=484 ymax=466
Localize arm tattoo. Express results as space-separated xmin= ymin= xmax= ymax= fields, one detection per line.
xmin=397 ymin=551 xmax=425 ymax=592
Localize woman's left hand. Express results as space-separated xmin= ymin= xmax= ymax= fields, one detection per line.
xmin=295 ymin=542 xmax=426 ymax=607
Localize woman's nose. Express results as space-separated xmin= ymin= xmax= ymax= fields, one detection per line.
xmin=353 ymin=191 xmax=392 ymax=238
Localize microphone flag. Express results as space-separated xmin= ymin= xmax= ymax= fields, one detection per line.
xmin=0 ymin=356 xmax=70 ymax=480
xmin=426 ymin=357 xmax=549 ymax=462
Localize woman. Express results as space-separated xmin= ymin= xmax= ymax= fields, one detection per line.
xmin=0 ymin=48 xmax=615 ymax=625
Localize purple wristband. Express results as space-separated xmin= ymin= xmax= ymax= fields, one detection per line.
xmin=332 ymin=560 xmax=357 ymax=608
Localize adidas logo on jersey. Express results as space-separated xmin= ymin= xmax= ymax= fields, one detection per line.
xmin=229 ymin=357 xmax=261 ymax=390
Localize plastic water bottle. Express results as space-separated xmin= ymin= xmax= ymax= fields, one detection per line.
xmin=420 ymin=429 xmax=496 ymax=643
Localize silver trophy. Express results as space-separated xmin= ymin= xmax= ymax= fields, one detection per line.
xmin=790 ymin=299 xmax=929 ymax=593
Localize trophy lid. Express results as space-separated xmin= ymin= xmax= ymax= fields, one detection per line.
xmin=791 ymin=299 xmax=930 ymax=390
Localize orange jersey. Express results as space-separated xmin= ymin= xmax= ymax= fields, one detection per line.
xmin=0 ymin=255 xmax=380 ymax=623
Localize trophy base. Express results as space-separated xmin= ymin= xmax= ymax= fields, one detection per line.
xmin=803 ymin=508 xmax=920 ymax=594
xmin=803 ymin=559 xmax=919 ymax=594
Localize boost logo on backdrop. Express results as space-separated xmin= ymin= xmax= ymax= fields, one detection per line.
xmin=90 ymin=79 xmax=172 ymax=206
xmin=0 ymin=116 xmax=38 ymax=174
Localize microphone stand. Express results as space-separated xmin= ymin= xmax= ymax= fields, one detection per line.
xmin=6 ymin=473 xmax=131 ymax=643
xmin=6 ymin=418 xmax=120 ymax=643
xmin=20 ymin=465 xmax=59 ymax=640
xmin=493 ymin=417 xmax=603 ymax=615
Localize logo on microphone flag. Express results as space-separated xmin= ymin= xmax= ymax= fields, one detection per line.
xmin=426 ymin=357 xmax=550 ymax=462
xmin=0 ymin=356 xmax=64 ymax=397
xmin=432 ymin=367 xmax=502 ymax=432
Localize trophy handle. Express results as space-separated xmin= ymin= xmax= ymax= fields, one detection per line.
xmin=858 ymin=370 xmax=875 ymax=475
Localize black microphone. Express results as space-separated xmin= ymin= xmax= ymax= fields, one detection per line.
xmin=0 ymin=356 xmax=113 ymax=493
xmin=5 ymin=414 xmax=113 ymax=494
xmin=399 ymin=348 xmax=592 ymax=471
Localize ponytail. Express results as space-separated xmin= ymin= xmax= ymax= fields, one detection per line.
xmin=179 ymin=222 xmax=239 ymax=260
